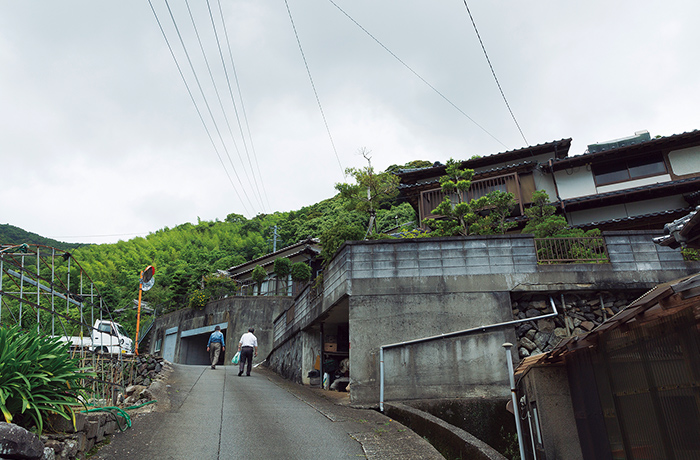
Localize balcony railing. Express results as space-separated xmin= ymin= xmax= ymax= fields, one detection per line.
xmin=420 ymin=173 xmax=523 ymax=221
xmin=534 ymin=237 xmax=610 ymax=264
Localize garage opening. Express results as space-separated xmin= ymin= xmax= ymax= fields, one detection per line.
xmin=179 ymin=323 xmax=228 ymax=365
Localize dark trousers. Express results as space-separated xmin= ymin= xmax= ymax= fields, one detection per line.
xmin=239 ymin=346 xmax=254 ymax=375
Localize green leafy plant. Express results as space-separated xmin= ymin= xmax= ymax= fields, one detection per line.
xmin=202 ymin=274 xmax=238 ymax=300
xmin=251 ymin=265 xmax=267 ymax=295
xmin=188 ymin=289 xmax=209 ymax=309
xmin=273 ymin=258 xmax=292 ymax=295
xmin=320 ymin=217 xmax=365 ymax=265
xmin=523 ymin=190 xmax=605 ymax=263
xmin=682 ymin=248 xmax=700 ymax=261
xmin=423 ymin=159 xmax=517 ymax=236
xmin=0 ymin=325 xmax=91 ymax=434
xmin=335 ymin=148 xmax=400 ymax=237
xmin=290 ymin=262 xmax=312 ymax=283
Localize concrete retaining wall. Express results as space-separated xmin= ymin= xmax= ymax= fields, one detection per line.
xmin=270 ymin=231 xmax=700 ymax=406
xmin=149 ymin=296 xmax=292 ymax=365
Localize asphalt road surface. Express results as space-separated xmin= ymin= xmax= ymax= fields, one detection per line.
xmin=92 ymin=363 xmax=444 ymax=460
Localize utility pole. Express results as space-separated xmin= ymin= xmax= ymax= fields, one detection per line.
xmin=272 ymin=225 xmax=278 ymax=252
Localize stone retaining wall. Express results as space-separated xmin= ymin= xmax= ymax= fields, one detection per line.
xmin=512 ymin=291 xmax=644 ymax=358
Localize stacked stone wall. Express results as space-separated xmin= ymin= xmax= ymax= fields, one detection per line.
xmin=512 ymin=291 xmax=644 ymax=358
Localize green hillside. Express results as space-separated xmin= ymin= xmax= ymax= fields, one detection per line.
xmin=1 ymin=158 xmax=424 ymax=339
xmin=0 ymin=224 xmax=88 ymax=252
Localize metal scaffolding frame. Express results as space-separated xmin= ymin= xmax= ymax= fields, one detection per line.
xmin=0 ymin=243 xmax=136 ymax=405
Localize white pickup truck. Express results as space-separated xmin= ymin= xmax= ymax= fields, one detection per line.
xmin=59 ymin=320 xmax=133 ymax=354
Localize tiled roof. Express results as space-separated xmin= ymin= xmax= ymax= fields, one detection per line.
xmin=227 ymin=237 xmax=321 ymax=275
xmin=653 ymin=205 xmax=700 ymax=249
xmin=572 ymin=207 xmax=693 ymax=230
xmin=548 ymin=129 xmax=700 ymax=170
xmin=395 ymin=138 xmax=571 ymax=181
xmin=561 ymin=176 xmax=700 ymax=208
xmin=398 ymin=160 xmax=538 ymax=190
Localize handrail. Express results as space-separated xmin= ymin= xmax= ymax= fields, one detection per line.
xmin=379 ymin=296 xmax=560 ymax=412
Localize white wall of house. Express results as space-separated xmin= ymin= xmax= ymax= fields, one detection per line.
xmin=669 ymin=145 xmax=700 ymax=175
xmin=532 ymin=168 xmax=558 ymax=202
xmin=567 ymin=195 xmax=688 ymax=226
xmin=554 ymin=167 xmax=596 ymax=199
xmin=568 ymin=205 xmax=627 ymax=226
xmin=624 ymin=195 xmax=688 ymax=214
xmin=596 ymin=173 xmax=672 ymax=194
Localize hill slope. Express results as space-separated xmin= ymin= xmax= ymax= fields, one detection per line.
xmin=0 ymin=223 xmax=87 ymax=251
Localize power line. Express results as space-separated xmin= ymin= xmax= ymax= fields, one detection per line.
xmin=215 ymin=0 xmax=273 ymax=212
xmin=183 ymin=0 xmax=265 ymax=211
xmin=205 ymin=0 xmax=269 ymax=212
xmin=461 ymin=0 xmax=527 ymax=145
xmin=284 ymin=0 xmax=345 ymax=178
xmin=325 ymin=0 xmax=508 ymax=150
xmin=147 ymin=0 xmax=252 ymax=215
xmin=159 ymin=0 xmax=259 ymax=214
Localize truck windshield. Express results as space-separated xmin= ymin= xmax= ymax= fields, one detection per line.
xmin=114 ymin=324 xmax=129 ymax=338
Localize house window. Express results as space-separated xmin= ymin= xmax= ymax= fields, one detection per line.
xmin=593 ymin=153 xmax=667 ymax=186
xmin=154 ymin=338 xmax=162 ymax=353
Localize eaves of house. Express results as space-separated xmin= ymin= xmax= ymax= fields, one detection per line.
xmin=227 ymin=237 xmax=321 ymax=279
xmin=545 ymin=129 xmax=700 ymax=171
xmin=560 ymin=176 xmax=700 ymax=211
xmin=653 ymin=205 xmax=700 ymax=249
xmin=396 ymin=138 xmax=571 ymax=184
xmin=572 ymin=207 xmax=695 ymax=232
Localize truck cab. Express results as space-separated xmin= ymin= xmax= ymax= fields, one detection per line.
xmin=93 ymin=320 xmax=132 ymax=354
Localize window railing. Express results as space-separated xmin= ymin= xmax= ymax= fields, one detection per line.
xmin=534 ymin=237 xmax=609 ymax=264
xmin=419 ymin=172 xmax=523 ymax=221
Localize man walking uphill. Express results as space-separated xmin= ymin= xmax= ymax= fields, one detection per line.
xmin=207 ymin=325 xmax=225 ymax=369
xmin=238 ymin=328 xmax=258 ymax=376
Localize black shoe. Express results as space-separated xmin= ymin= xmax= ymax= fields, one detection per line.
xmin=246 ymin=374 xmax=250 ymax=377
xmin=238 ymin=371 xmax=242 ymax=376
xmin=211 ymin=365 xmax=215 ymax=369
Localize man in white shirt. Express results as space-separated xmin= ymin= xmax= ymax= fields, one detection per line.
xmin=238 ymin=327 xmax=258 ymax=376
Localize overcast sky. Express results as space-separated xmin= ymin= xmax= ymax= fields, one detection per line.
xmin=2 ymin=1 xmax=699 ymax=245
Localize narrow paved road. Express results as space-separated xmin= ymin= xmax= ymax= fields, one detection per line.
xmin=93 ymin=364 xmax=444 ymax=460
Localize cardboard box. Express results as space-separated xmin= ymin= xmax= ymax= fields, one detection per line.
xmin=324 ymin=343 xmax=338 ymax=352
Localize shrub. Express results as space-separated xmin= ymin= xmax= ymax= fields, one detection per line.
xmin=0 ymin=325 xmax=91 ymax=434
xmin=202 ymin=275 xmax=238 ymax=300
xmin=290 ymin=262 xmax=312 ymax=282
xmin=273 ymin=258 xmax=291 ymax=279
xmin=251 ymin=265 xmax=268 ymax=295
xmin=188 ymin=289 xmax=209 ymax=309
